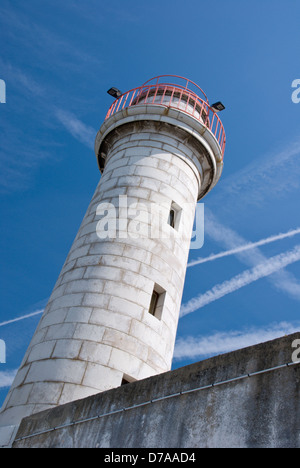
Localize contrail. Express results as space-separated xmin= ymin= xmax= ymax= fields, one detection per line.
xmin=181 ymin=244 xmax=300 ymax=317
xmin=174 ymin=321 xmax=300 ymax=360
xmin=204 ymin=212 xmax=300 ymax=301
xmin=0 ymin=309 xmax=44 ymax=328
xmin=188 ymin=227 xmax=300 ymax=267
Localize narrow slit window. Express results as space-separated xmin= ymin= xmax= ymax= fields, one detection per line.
xmin=148 ymin=285 xmax=166 ymax=320
xmin=149 ymin=290 xmax=159 ymax=316
xmin=168 ymin=208 xmax=176 ymax=229
xmin=167 ymin=201 xmax=182 ymax=231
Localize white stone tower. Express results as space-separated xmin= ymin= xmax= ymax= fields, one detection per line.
xmin=0 ymin=75 xmax=225 ymax=446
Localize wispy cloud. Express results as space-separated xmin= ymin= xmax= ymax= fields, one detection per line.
xmin=217 ymin=138 xmax=300 ymax=208
xmin=0 ymin=6 xmax=102 ymax=74
xmin=189 ymin=136 xmax=300 ymax=307
xmin=55 ymin=109 xmax=96 ymax=150
xmin=188 ymin=227 xmax=300 ymax=267
xmin=0 ymin=59 xmax=95 ymax=193
xmin=0 ymin=128 xmax=54 ymax=194
xmin=181 ymin=245 xmax=300 ymax=317
xmin=174 ymin=321 xmax=300 ymax=360
xmin=0 ymin=369 xmax=18 ymax=388
xmin=0 ymin=59 xmax=59 ymax=193
xmin=0 ymin=58 xmax=45 ymax=98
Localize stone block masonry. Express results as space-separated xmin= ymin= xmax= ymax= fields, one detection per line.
xmin=0 ymin=109 xmax=219 ymax=435
xmin=0 ymin=79 xmax=224 ymax=446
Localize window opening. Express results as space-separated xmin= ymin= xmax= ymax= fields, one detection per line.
xmin=148 ymin=285 xmax=166 ymax=320
xmin=167 ymin=201 xmax=182 ymax=231
xmin=149 ymin=290 xmax=159 ymax=316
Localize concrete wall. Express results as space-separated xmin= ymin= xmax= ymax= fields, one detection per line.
xmin=13 ymin=332 xmax=300 ymax=448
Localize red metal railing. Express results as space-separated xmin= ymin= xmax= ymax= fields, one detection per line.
xmin=105 ymin=76 xmax=226 ymax=158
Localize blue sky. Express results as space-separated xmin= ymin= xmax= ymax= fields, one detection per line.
xmin=1 ymin=0 xmax=300 ymax=406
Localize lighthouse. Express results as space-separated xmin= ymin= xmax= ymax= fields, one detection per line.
xmin=0 ymin=75 xmax=225 ymax=446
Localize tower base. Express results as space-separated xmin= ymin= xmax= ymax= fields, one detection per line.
xmin=10 ymin=332 xmax=300 ymax=448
